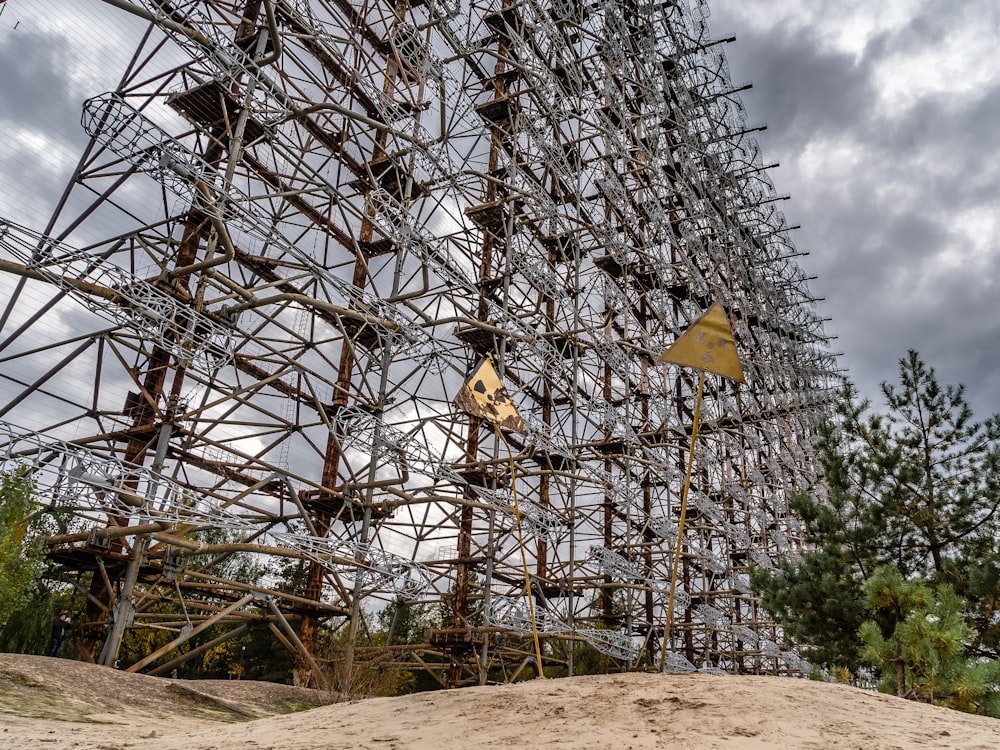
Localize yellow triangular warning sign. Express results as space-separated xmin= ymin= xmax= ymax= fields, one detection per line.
xmin=659 ymin=302 xmax=745 ymax=383
xmin=454 ymin=356 xmax=528 ymax=433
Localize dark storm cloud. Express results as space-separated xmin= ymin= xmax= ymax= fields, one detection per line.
xmin=0 ymin=23 xmax=96 ymax=223
xmin=725 ymin=24 xmax=876 ymax=150
xmin=867 ymin=88 xmax=1000 ymax=213
xmin=711 ymin=1 xmax=1000 ymax=417
xmin=0 ymin=26 xmax=80 ymax=136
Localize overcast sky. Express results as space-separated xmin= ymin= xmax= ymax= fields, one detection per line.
xmin=1 ymin=0 xmax=999 ymax=419
xmin=710 ymin=0 xmax=1000 ymax=418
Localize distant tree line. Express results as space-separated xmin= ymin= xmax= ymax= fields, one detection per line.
xmin=753 ymin=351 xmax=1000 ymax=715
xmin=0 ymin=472 xmax=614 ymax=694
xmin=0 ymin=469 xmax=77 ymax=656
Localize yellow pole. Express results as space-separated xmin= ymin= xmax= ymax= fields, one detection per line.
xmin=499 ymin=431 xmax=546 ymax=679
xmin=658 ymin=370 xmax=705 ymax=672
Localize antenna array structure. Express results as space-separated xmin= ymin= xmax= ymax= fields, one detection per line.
xmin=0 ymin=0 xmax=837 ymax=686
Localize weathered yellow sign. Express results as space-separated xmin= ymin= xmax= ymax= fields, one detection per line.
xmin=454 ymin=356 xmax=527 ymax=433
xmin=659 ymin=302 xmax=745 ymax=383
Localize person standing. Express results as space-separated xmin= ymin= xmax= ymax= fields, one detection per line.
xmin=47 ymin=611 xmax=71 ymax=657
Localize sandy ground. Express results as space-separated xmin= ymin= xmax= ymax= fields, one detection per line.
xmin=2 ymin=653 xmax=999 ymax=749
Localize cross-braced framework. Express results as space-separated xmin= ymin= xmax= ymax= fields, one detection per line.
xmin=0 ymin=0 xmax=837 ymax=687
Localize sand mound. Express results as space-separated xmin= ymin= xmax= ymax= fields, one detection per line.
xmin=2 ymin=653 xmax=999 ymax=749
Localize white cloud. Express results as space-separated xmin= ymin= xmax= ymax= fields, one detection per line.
xmin=715 ymin=0 xmax=919 ymax=56
xmin=872 ymin=10 xmax=1000 ymax=114
xmin=941 ymin=206 xmax=999 ymax=272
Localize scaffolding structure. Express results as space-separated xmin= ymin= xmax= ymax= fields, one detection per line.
xmin=0 ymin=0 xmax=837 ymax=687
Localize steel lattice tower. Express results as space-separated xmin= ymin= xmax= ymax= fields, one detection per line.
xmin=0 ymin=0 xmax=837 ymax=687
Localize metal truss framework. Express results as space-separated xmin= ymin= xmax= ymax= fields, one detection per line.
xmin=0 ymin=0 xmax=837 ymax=687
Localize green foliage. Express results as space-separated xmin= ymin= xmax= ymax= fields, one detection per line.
xmin=857 ymin=565 xmax=1000 ymax=714
xmin=567 ymin=639 xmax=614 ymax=676
xmin=0 ymin=587 xmax=79 ymax=656
xmin=751 ymin=381 xmax=900 ymax=671
xmin=807 ymin=663 xmax=826 ymax=681
xmin=271 ymin=552 xmax=312 ymax=599
xmin=754 ymin=353 xmax=1000 ymax=670
xmin=115 ymin=599 xmax=296 ymax=681
xmin=188 ymin=525 xmax=267 ymax=584
xmin=750 ymin=523 xmax=866 ymax=672
xmin=113 ymin=525 xmax=288 ymax=678
xmin=0 ymin=470 xmax=83 ymax=656
xmin=0 ymin=471 xmax=43 ymax=627
xmin=753 ymin=352 xmax=1000 ymax=716
xmin=317 ymin=612 xmax=425 ymax=698
xmin=872 ymin=352 xmax=1000 ymax=575
xmin=377 ymin=600 xmax=441 ymax=646
xmin=962 ymin=546 xmax=1000 ymax=653
xmin=117 ymin=609 xmax=179 ymax=668
xmin=803 ymin=353 xmax=1000 ymax=581
xmin=239 ymin=622 xmax=297 ymax=682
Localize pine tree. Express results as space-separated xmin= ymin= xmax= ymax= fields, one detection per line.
xmin=749 ymin=489 xmax=867 ymax=672
xmin=753 ymin=352 xmax=1000 ymax=675
xmin=857 ymin=565 xmax=1000 ymax=714
xmin=874 ymin=351 xmax=1000 ymax=575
